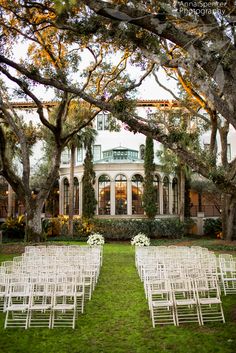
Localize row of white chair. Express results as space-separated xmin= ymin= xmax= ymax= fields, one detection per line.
xmin=135 ymin=246 xmax=228 ymax=327
xmin=148 ymin=276 xmax=225 ymax=327
xmin=4 ymin=281 xmax=78 ymax=329
xmin=0 ymin=245 xmax=103 ymax=329
xmin=218 ymin=254 xmax=236 ymax=295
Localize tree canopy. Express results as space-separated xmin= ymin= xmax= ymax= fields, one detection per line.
xmin=1 ymin=0 xmax=236 ymax=239
xmin=0 ymin=0 xmax=148 ymax=239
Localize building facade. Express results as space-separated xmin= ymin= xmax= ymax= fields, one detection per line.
xmin=59 ymin=100 xmax=180 ymax=218
xmin=1 ymin=99 xmax=235 ymax=224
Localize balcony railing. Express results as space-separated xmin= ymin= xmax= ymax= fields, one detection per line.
xmin=190 ymin=205 xmax=221 ymax=217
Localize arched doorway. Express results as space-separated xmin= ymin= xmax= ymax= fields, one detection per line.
xmin=115 ymin=174 xmax=127 ymax=215
xmin=74 ymin=177 xmax=79 ymax=215
xmin=132 ymin=174 xmax=144 ymax=214
xmin=172 ymin=177 xmax=178 ymax=214
xmin=163 ymin=176 xmax=169 ymax=215
xmin=63 ymin=178 xmax=69 ymax=215
xmin=98 ymin=174 xmax=111 ymax=215
xmin=154 ymin=174 xmax=160 ymax=215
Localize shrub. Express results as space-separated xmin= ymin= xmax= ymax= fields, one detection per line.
xmin=91 ymin=218 xmax=154 ymax=240
xmin=152 ymin=218 xmax=185 ymax=239
xmin=204 ymin=218 xmax=222 ymax=237
xmin=0 ymin=215 xmax=25 ymax=239
xmin=41 ymin=217 xmax=187 ymax=240
xmin=84 ymin=218 xmax=186 ymax=240
xmin=42 ymin=216 xmax=67 ymax=237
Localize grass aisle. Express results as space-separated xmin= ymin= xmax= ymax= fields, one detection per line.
xmin=0 ymin=243 xmax=236 ymax=353
xmin=76 ymin=243 xmax=152 ymax=353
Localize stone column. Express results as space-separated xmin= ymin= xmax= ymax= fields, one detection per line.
xmin=127 ymin=178 xmax=132 ymax=215
xmin=79 ymin=180 xmax=83 ymax=216
xmin=159 ymin=178 xmax=163 ymax=215
xmin=169 ymin=178 xmax=173 ymax=215
xmin=59 ymin=179 xmax=63 ymax=215
xmin=110 ymin=179 xmax=116 ymax=215
xmin=94 ymin=176 xmax=98 ymax=216
xmin=197 ymin=212 xmax=205 ymax=235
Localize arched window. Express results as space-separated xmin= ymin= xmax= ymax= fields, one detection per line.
xmin=98 ymin=174 xmax=111 ymax=215
xmin=115 ymin=174 xmax=127 ymax=215
xmin=154 ymin=174 xmax=160 ymax=215
xmin=172 ymin=177 xmax=178 ymax=214
xmin=163 ymin=176 xmax=169 ymax=215
xmin=63 ymin=178 xmax=69 ymax=215
xmin=139 ymin=144 xmax=145 ymax=159
xmin=74 ymin=177 xmax=79 ymax=215
xmin=132 ymin=174 xmax=144 ymax=214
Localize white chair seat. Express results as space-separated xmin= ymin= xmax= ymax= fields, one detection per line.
xmin=152 ymin=300 xmax=173 ymax=307
xmin=175 ymin=299 xmax=196 ymax=306
xmin=53 ymin=304 xmax=75 ymax=310
xmin=7 ymin=304 xmax=29 ymax=310
xmin=198 ymin=298 xmax=221 ymax=305
xmin=30 ymin=304 xmax=52 ymax=310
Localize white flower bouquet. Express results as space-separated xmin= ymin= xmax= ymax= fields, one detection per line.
xmin=131 ymin=233 xmax=150 ymax=247
xmin=87 ymin=233 xmax=105 ymax=246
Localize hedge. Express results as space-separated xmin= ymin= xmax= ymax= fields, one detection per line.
xmin=1 ymin=216 xmax=191 ymax=241
xmin=42 ymin=217 xmax=188 ymax=240
xmin=203 ymin=218 xmax=222 ymax=237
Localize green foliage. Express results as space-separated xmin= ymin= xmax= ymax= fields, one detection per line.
xmin=0 ymin=215 xmax=25 ymax=239
xmin=92 ymin=219 xmax=154 ymax=240
xmin=42 ymin=217 xmax=187 ymax=240
xmin=42 ymin=216 xmax=69 ymax=237
xmin=204 ymin=218 xmax=222 ymax=237
xmin=157 ymin=147 xmax=179 ymax=174
xmin=0 ymin=216 xmax=224 ymax=242
xmin=42 ymin=218 xmax=53 ymax=234
xmin=82 ymin=138 xmax=97 ymax=219
xmin=142 ymin=136 xmax=157 ymax=218
xmin=42 ymin=216 xmax=93 ymax=238
xmin=153 ymin=218 xmax=185 ymax=239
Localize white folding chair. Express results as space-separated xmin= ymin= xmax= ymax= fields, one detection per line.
xmin=219 ymin=259 xmax=236 ymax=295
xmin=4 ymin=282 xmax=31 ymax=329
xmin=51 ymin=282 xmax=77 ymax=329
xmin=148 ymin=280 xmax=175 ymax=327
xmin=0 ymin=271 xmax=7 ymax=312
xmin=171 ymin=278 xmax=201 ymax=326
xmin=28 ymin=282 xmax=54 ymax=328
xmin=74 ymin=274 xmax=85 ymax=314
xmin=195 ymin=276 xmax=225 ymax=324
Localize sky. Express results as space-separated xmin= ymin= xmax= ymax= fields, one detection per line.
xmin=135 ymin=69 xmax=178 ymax=100
xmin=32 ymin=69 xmax=178 ymax=102
xmin=32 ymin=63 xmax=178 ymax=102
xmin=9 ymin=42 xmax=178 ymax=102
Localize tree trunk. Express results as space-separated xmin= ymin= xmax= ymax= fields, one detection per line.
xmin=68 ymin=145 xmax=75 ymax=237
xmin=7 ymin=184 xmax=14 ymax=217
xmin=25 ymin=205 xmax=43 ymax=242
xmin=221 ymin=194 xmax=236 ymax=241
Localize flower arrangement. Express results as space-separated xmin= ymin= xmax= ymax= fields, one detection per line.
xmin=87 ymin=233 xmax=105 ymax=246
xmin=131 ymin=233 xmax=150 ymax=247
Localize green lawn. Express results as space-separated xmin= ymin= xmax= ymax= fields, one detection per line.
xmin=0 ymin=243 xmax=236 ymax=353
